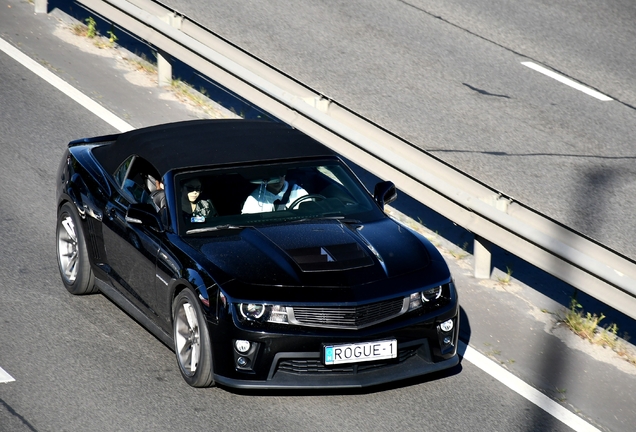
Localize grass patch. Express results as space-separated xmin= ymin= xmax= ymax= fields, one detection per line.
xmin=172 ymin=80 xmax=215 ymax=113
xmin=169 ymin=79 xmax=239 ymax=118
xmin=496 ymin=266 xmax=513 ymax=285
xmin=564 ymin=298 xmax=605 ymax=340
xmin=123 ymin=53 xmax=157 ymax=74
xmin=449 ymin=242 xmax=469 ymax=260
xmin=70 ymin=16 xmax=117 ymax=48
xmin=562 ymin=298 xmax=636 ymax=365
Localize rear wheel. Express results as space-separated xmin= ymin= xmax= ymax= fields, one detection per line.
xmin=173 ymin=289 xmax=215 ymax=387
xmin=56 ymin=202 xmax=97 ymax=295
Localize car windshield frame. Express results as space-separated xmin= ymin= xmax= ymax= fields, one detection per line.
xmin=173 ymin=158 xmax=385 ymax=235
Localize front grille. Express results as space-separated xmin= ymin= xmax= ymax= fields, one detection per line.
xmin=276 ymin=347 xmax=418 ymax=375
xmin=289 ymin=297 xmax=406 ymax=329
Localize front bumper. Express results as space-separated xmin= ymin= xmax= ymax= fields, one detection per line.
xmin=208 ymin=301 xmax=460 ymax=389
xmin=214 ymin=340 xmax=459 ymax=389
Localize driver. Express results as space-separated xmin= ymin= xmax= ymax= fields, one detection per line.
xmin=242 ymin=175 xmax=308 ymax=214
xmin=182 ymin=178 xmax=218 ymax=222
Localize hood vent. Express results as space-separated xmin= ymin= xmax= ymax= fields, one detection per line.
xmin=287 ymin=243 xmax=374 ymax=271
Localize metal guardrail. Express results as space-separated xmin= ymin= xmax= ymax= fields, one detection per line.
xmin=55 ymin=0 xmax=636 ymax=319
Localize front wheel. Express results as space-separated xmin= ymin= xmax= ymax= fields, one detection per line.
xmin=173 ymin=289 xmax=215 ymax=387
xmin=56 ymin=202 xmax=97 ymax=295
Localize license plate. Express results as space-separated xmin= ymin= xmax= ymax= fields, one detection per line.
xmin=323 ymin=339 xmax=397 ymax=365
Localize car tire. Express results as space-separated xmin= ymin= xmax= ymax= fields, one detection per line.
xmin=172 ymin=288 xmax=215 ymax=388
xmin=56 ymin=202 xmax=97 ymax=295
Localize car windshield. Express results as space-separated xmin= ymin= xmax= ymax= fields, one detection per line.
xmin=174 ymin=159 xmax=384 ymax=235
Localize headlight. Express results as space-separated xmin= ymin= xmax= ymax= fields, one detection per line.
xmin=239 ymin=303 xmax=265 ymax=319
xmin=408 ymin=293 xmax=422 ymax=311
xmin=422 ymin=285 xmax=442 ymax=302
xmin=269 ymin=305 xmax=289 ymax=323
xmin=236 ymin=303 xmax=289 ymax=324
xmin=407 ymin=282 xmax=452 ymax=312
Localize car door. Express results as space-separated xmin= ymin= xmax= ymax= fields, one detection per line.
xmin=101 ymin=156 xmax=161 ymax=316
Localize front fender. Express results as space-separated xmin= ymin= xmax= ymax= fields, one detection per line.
xmin=164 ymin=269 xmax=219 ymax=327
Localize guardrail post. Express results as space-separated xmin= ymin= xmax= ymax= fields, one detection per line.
xmin=156 ymin=48 xmax=172 ymax=88
xmin=474 ymin=235 xmax=492 ymax=279
xmin=157 ymin=13 xmax=183 ymax=87
xmin=34 ymin=0 xmax=47 ymax=14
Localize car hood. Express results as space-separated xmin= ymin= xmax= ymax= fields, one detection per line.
xmin=184 ymin=219 xmax=448 ymax=302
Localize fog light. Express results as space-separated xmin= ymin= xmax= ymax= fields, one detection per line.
xmin=237 ymin=356 xmax=249 ymax=367
xmin=440 ymin=319 xmax=454 ymax=332
xmin=235 ymin=340 xmax=251 ymax=353
xmin=443 ymin=336 xmax=452 ymax=345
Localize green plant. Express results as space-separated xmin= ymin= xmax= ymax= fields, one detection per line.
xmin=598 ymin=323 xmax=619 ymax=349
xmin=564 ymin=298 xmax=605 ymax=340
xmin=555 ymin=387 xmax=567 ymax=403
xmin=85 ymin=17 xmax=97 ymax=39
xmin=561 ymin=299 xmax=636 ymax=366
xmin=107 ymin=25 xmax=118 ymax=46
xmin=496 ymin=266 xmax=513 ymax=285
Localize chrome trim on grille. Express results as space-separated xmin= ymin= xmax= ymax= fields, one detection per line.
xmin=287 ymin=297 xmax=409 ymax=329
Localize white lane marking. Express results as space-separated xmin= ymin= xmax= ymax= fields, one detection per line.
xmin=1 ymin=31 xmax=603 ymax=432
xmin=0 ymin=366 xmax=16 ymax=383
xmin=0 ymin=37 xmax=134 ymax=133
xmin=521 ymin=62 xmax=612 ymax=101
xmin=460 ymin=341 xmax=600 ymax=432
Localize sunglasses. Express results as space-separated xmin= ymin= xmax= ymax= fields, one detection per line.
xmin=185 ymin=185 xmax=201 ymax=192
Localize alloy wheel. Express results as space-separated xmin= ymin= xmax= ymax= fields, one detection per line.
xmin=175 ymin=301 xmax=200 ymax=375
xmin=58 ymin=215 xmax=79 ymax=284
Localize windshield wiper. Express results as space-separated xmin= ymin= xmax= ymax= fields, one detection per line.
xmin=297 ymin=215 xmax=361 ymax=224
xmin=186 ymin=224 xmax=247 ymax=234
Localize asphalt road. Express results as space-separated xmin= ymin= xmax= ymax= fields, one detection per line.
xmin=0 ymin=39 xmax=568 ymax=432
xmin=1 ymin=1 xmax=636 ymax=431
xmin=159 ymin=0 xmax=636 ymax=260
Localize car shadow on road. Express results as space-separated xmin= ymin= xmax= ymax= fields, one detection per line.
xmin=222 ymin=363 xmax=464 ymax=398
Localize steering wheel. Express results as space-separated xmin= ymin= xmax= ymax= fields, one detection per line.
xmin=288 ymin=194 xmax=326 ymax=209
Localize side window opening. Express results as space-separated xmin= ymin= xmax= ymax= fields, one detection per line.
xmin=114 ymin=155 xmax=135 ymax=188
xmin=113 ymin=155 xmax=160 ymax=205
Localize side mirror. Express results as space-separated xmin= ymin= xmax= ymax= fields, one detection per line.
xmin=126 ymin=203 xmax=163 ymax=232
xmin=374 ymin=181 xmax=397 ymax=208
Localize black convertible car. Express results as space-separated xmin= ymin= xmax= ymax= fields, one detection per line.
xmin=55 ymin=119 xmax=459 ymax=389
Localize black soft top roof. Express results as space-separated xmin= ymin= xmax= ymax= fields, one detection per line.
xmin=91 ymin=119 xmax=336 ymax=176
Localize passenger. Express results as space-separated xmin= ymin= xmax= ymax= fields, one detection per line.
xmin=150 ymin=179 xmax=166 ymax=211
xmin=182 ymin=178 xmax=217 ymax=223
xmin=242 ymin=175 xmax=307 ymax=214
